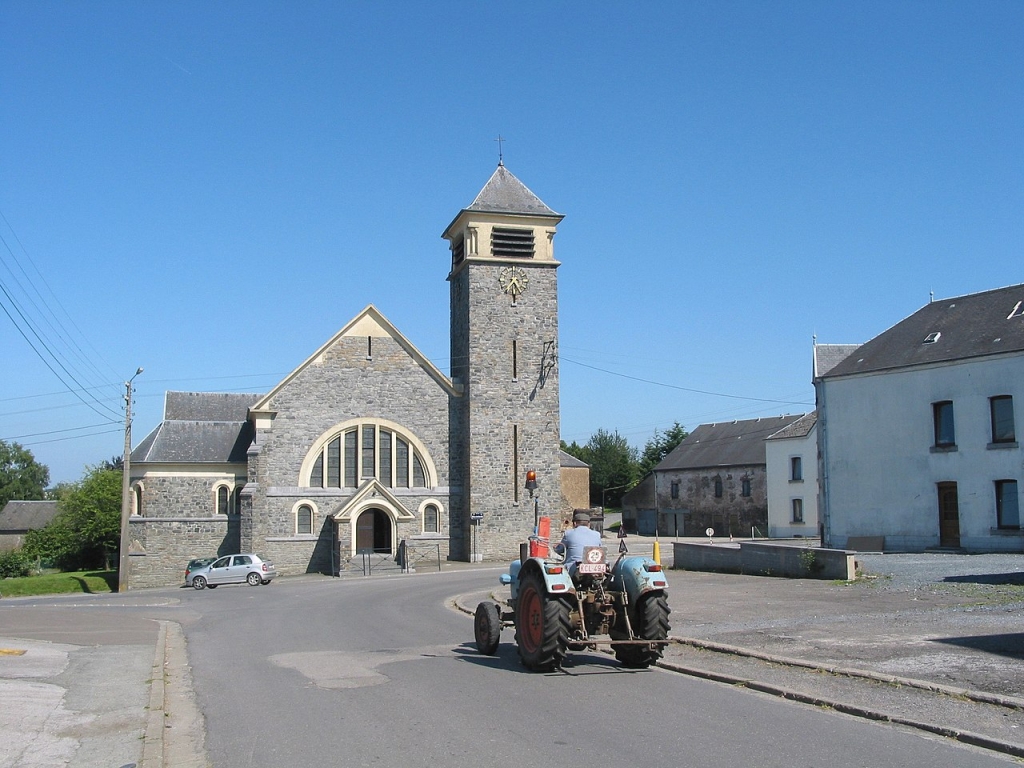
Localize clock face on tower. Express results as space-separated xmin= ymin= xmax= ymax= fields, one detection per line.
xmin=498 ymin=265 xmax=529 ymax=297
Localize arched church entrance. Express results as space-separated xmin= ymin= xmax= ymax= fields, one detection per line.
xmin=355 ymin=508 xmax=392 ymax=554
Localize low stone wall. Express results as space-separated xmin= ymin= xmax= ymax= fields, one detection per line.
xmin=673 ymin=541 xmax=856 ymax=580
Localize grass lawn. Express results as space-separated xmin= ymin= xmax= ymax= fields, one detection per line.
xmin=0 ymin=570 xmax=117 ymax=598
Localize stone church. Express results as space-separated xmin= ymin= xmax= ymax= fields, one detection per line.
xmin=126 ymin=165 xmax=577 ymax=588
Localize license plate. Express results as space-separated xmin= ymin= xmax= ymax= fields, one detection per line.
xmin=577 ymin=563 xmax=606 ymax=574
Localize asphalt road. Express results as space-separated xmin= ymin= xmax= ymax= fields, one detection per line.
xmin=1 ymin=554 xmax=1022 ymax=767
xmin=177 ymin=570 xmax=1013 ymax=767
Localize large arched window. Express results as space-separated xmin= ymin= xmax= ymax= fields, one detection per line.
xmin=306 ymin=422 xmax=430 ymax=489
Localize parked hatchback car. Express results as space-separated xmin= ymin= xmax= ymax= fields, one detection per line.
xmin=186 ymin=554 xmax=277 ymax=589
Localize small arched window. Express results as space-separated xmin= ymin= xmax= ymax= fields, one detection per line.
xmin=297 ymin=504 xmax=313 ymax=535
xmin=216 ymin=486 xmax=230 ymax=515
xmin=133 ymin=484 xmax=144 ymax=517
xmin=714 ymin=477 xmax=724 ymax=499
xmin=423 ymin=504 xmax=439 ymax=534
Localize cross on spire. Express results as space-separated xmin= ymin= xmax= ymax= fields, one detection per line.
xmin=495 ymin=134 xmax=505 ymax=165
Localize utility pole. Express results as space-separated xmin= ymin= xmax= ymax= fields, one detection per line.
xmin=118 ymin=367 xmax=143 ymax=592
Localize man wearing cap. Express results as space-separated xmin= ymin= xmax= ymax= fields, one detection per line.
xmin=555 ymin=511 xmax=602 ymax=576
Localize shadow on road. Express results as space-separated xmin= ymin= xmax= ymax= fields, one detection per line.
xmin=932 ymin=632 xmax=1024 ymax=660
xmin=942 ymin=571 xmax=1024 ymax=586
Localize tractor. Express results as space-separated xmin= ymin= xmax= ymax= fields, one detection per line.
xmin=473 ymin=516 xmax=670 ymax=671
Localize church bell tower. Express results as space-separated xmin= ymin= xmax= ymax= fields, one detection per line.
xmin=444 ymin=164 xmax=564 ymax=561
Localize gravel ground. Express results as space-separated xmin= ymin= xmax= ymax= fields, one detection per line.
xmin=856 ymin=552 xmax=1024 ymax=593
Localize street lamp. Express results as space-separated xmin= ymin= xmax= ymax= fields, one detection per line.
xmin=118 ymin=367 xmax=143 ymax=592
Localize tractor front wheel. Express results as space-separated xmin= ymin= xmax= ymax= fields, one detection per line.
xmin=614 ymin=593 xmax=670 ymax=669
xmin=474 ymin=601 xmax=502 ymax=655
xmin=515 ymin=571 xmax=570 ymax=672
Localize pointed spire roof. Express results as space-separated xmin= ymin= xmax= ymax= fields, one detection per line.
xmin=466 ymin=164 xmax=561 ymax=217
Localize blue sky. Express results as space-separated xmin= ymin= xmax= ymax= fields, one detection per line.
xmin=1 ymin=1 xmax=1021 ymax=484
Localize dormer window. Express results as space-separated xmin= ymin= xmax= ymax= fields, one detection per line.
xmin=492 ymin=227 xmax=534 ymax=258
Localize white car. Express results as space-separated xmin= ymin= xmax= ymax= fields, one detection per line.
xmin=186 ymin=554 xmax=276 ymax=589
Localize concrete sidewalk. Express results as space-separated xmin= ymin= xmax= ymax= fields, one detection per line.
xmin=0 ymin=600 xmax=207 ymax=768
xmin=455 ymin=546 xmax=1024 ymax=759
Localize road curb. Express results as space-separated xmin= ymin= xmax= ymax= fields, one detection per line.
xmin=656 ymin=657 xmax=1024 ymax=759
xmin=141 ymin=620 xmax=167 ymax=768
xmin=669 ymin=636 xmax=1024 ymax=711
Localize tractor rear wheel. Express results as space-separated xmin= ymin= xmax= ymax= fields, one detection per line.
xmin=515 ymin=571 xmax=571 ymax=671
xmin=474 ymin=601 xmax=502 ymax=655
xmin=614 ymin=593 xmax=670 ymax=669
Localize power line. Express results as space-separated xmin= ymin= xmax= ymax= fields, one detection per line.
xmin=14 ymin=427 xmax=123 ymax=447
xmin=559 ymin=355 xmax=812 ymax=407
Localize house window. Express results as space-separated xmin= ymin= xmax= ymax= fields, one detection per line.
xmin=306 ymin=422 xmax=430 ymax=489
xmin=714 ymin=477 xmax=723 ymax=498
xmin=990 ymin=396 xmax=1016 ymax=443
xmin=741 ymin=477 xmax=751 ymax=497
xmin=933 ymin=401 xmax=955 ymax=447
xmin=792 ymin=498 xmax=804 ymax=523
xmin=297 ymin=504 xmax=313 ymax=535
xmin=996 ymin=480 xmax=1020 ymax=529
xmin=791 ymin=456 xmax=803 ymax=481
xmin=423 ymin=504 xmax=439 ymax=533
xmin=216 ymin=486 xmax=229 ymax=515
xmin=670 ymin=480 xmax=680 ymax=500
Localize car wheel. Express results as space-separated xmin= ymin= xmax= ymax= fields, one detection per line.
xmin=192 ymin=576 xmax=207 ymax=590
xmin=246 ymin=572 xmax=261 ymax=586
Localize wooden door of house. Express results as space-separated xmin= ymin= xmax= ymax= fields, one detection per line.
xmin=938 ymin=482 xmax=960 ymax=548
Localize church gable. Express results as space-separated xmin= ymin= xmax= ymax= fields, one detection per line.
xmin=251 ymin=305 xmax=455 ymax=423
xmin=247 ymin=305 xmax=453 ymax=488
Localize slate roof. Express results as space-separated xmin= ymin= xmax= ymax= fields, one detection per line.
xmin=766 ymin=411 xmax=817 ymax=441
xmin=822 ymin=283 xmax=1024 ymax=379
xmin=656 ymin=415 xmax=807 ymax=471
xmin=465 ymin=164 xmax=562 ymax=218
xmin=133 ymin=392 xmax=262 ymax=465
xmin=559 ymin=449 xmax=589 ymax=469
xmin=0 ymin=500 xmax=59 ymax=532
xmin=813 ymin=344 xmax=860 ymax=378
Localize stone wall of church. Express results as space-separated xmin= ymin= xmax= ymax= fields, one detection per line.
xmin=139 ymin=474 xmax=244 ymax=519
xmin=451 ymin=261 xmax=562 ymax=562
xmin=247 ymin=334 xmax=452 ymax=575
xmin=126 ymin=516 xmax=240 ymax=589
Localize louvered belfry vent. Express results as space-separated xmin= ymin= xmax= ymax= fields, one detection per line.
xmin=492 ymin=227 xmax=534 ymax=258
xmin=451 ymin=235 xmax=465 ymax=266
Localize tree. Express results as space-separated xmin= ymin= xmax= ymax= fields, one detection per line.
xmin=0 ymin=439 xmax=49 ymax=509
xmin=24 ymin=465 xmax=121 ymax=571
xmin=577 ymin=428 xmax=639 ymax=508
xmin=638 ymin=421 xmax=689 ymax=476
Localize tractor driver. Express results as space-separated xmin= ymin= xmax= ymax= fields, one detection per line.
xmin=554 ymin=511 xmax=602 ymax=576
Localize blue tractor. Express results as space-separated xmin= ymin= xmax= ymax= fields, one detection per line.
xmin=474 ymin=521 xmax=670 ymax=671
